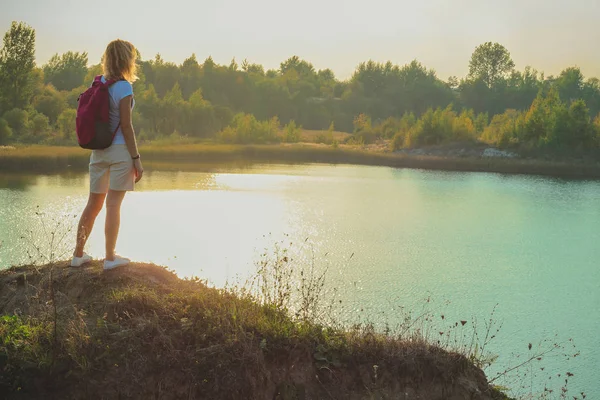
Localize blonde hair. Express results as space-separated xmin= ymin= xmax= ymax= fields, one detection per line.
xmin=102 ymin=39 xmax=138 ymax=82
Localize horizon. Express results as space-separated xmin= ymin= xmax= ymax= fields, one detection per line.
xmin=2 ymin=0 xmax=599 ymax=80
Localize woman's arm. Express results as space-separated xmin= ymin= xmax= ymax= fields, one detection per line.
xmin=119 ymin=95 xmax=144 ymax=182
xmin=119 ymin=95 xmax=138 ymax=157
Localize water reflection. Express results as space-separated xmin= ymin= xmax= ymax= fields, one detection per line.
xmin=0 ymin=173 xmax=42 ymax=190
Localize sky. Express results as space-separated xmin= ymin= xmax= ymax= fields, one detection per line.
xmin=1 ymin=0 xmax=599 ymax=80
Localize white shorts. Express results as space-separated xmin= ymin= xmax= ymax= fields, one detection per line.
xmin=89 ymin=144 xmax=135 ymax=193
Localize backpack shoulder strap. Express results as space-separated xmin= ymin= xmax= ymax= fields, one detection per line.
xmin=91 ymin=75 xmax=104 ymax=87
xmin=92 ymin=75 xmax=117 ymax=87
xmin=96 ymin=75 xmax=123 ymax=87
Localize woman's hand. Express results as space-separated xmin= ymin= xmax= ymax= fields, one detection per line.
xmin=134 ymin=158 xmax=144 ymax=183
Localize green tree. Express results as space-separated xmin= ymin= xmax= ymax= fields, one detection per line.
xmin=228 ymin=58 xmax=238 ymax=72
xmin=28 ymin=67 xmax=45 ymax=100
xmin=65 ymin=85 xmax=86 ymax=109
xmin=0 ymin=22 xmax=36 ymax=110
xmin=390 ymin=113 xmax=418 ymax=149
xmin=179 ymin=54 xmax=202 ymax=100
xmin=317 ymin=69 xmax=336 ymax=98
xmin=447 ymin=76 xmax=459 ymax=89
xmin=504 ymin=67 xmax=542 ymax=111
xmin=582 ymin=77 xmax=600 ymax=117
xmin=474 ymin=112 xmax=489 ymax=134
xmin=32 ymin=85 xmax=66 ymax=123
xmin=3 ymin=108 xmax=28 ymax=136
xmin=522 ymin=88 xmax=563 ymax=145
xmin=241 ymin=59 xmax=265 ymax=75
xmin=404 ymin=106 xmax=476 ymax=147
xmin=149 ymin=54 xmax=180 ymax=98
xmin=280 ymin=56 xmax=315 ymax=77
xmin=565 ymin=99 xmax=593 ymax=147
xmin=352 ymin=113 xmax=375 ymax=144
xmin=482 ymin=109 xmax=523 ymax=146
xmin=468 ymin=42 xmax=515 ymax=88
xmin=594 ymin=114 xmax=600 ymax=146
xmin=57 ymin=108 xmax=77 ymax=140
xmin=458 ymin=78 xmax=492 ymax=115
xmin=284 ymin=120 xmax=301 ymax=143
xmin=28 ymin=111 xmax=50 ymax=137
xmin=185 ymin=88 xmax=218 ymax=137
xmin=160 ymin=82 xmax=184 ymax=134
xmin=554 ymin=67 xmax=584 ymax=104
xmin=84 ymin=64 xmax=102 ymax=84
xmin=0 ymin=117 xmax=12 ymax=144
xmin=327 ymin=121 xmax=336 ymax=143
xmin=219 ymin=113 xmax=280 ymax=144
xmin=349 ymin=60 xmax=453 ymax=120
xmin=136 ymin=84 xmax=161 ymax=134
xmin=453 ymin=110 xmax=477 ymax=140
xmin=42 ymin=51 xmax=88 ymax=91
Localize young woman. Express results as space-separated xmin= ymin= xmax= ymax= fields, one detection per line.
xmin=71 ymin=39 xmax=144 ymax=270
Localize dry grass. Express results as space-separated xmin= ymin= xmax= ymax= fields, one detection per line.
xmin=0 ymin=262 xmax=510 ymax=400
xmin=1 ymin=143 xmax=600 ymax=179
xmin=299 ymin=129 xmax=351 ymax=143
xmin=0 ymin=145 xmax=89 ymax=171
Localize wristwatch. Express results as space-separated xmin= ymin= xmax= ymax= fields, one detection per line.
xmin=132 ymin=154 xmax=140 ymax=160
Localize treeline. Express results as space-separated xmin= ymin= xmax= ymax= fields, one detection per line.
xmin=1 ymin=21 xmax=599 ymax=153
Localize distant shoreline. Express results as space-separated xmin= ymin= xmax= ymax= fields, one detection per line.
xmin=1 ymin=143 xmax=600 ymax=180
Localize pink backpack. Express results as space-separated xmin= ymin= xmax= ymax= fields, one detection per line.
xmin=76 ymin=75 xmax=121 ymax=149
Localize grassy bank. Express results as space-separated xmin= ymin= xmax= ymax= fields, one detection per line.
xmin=0 ymin=262 xmax=509 ymax=400
xmin=2 ymin=143 xmax=600 ymax=179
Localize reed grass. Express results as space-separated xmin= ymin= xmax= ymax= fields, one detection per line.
xmin=1 ymin=143 xmax=599 ymax=179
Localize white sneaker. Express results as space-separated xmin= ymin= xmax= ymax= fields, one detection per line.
xmin=104 ymin=256 xmax=130 ymax=271
xmin=71 ymin=253 xmax=93 ymax=267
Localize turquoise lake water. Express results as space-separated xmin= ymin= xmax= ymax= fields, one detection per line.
xmin=0 ymin=164 xmax=598 ymax=398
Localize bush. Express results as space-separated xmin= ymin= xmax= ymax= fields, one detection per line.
xmin=564 ymin=100 xmax=594 ymax=147
xmin=148 ymin=131 xmax=200 ymax=146
xmin=391 ymin=131 xmax=405 ymax=150
xmin=514 ymin=89 xmax=598 ymax=150
xmin=374 ymin=117 xmax=400 ymax=139
xmin=184 ymin=92 xmax=220 ymax=138
xmin=405 ymin=106 xmax=477 ymax=147
xmin=315 ymin=122 xmax=335 ymax=145
xmin=137 ymin=128 xmax=162 ymax=143
xmin=218 ymin=114 xmax=280 ymax=144
xmin=0 ymin=118 xmax=13 ymax=144
xmin=283 ymin=120 xmax=301 ymax=143
xmin=66 ymin=85 xmax=86 ymax=109
xmin=28 ymin=111 xmax=51 ymax=137
xmin=57 ymin=108 xmax=77 ymax=142
xmin=217 ymin=126 xmax=237 ymax=144
xmin=3 ymin=108 xmax=29 ymax=136
xmin=33 ymin=85 xmax=67 ymax=123
xmin=474 ymin=113 xmax=489 ymax=135
xmin=315 ymin=133 xmax=332 ymax=145
xmin=481 ymin=109 xmax=523 ymax=147
xmin=594 ymin=114 xmax=600 ymax=147
xmin=351 ymin=113 xmax=375 ymax=144
xmin=521 ymin=88 xmax=561 ymax=146
xmin=390 ymin=113 xmax=417 ymax=150
xmin=452 ymin=110 xmax=477 ymax=140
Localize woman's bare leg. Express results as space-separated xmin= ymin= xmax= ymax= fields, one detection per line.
xmin=105 ymin=190 xmax=127 ymax=261
xmin=74 ymin=193 xmax=107 ymax=257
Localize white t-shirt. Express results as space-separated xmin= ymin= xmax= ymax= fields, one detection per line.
xmin=99 ymin=76 xmax=135 ymax=145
